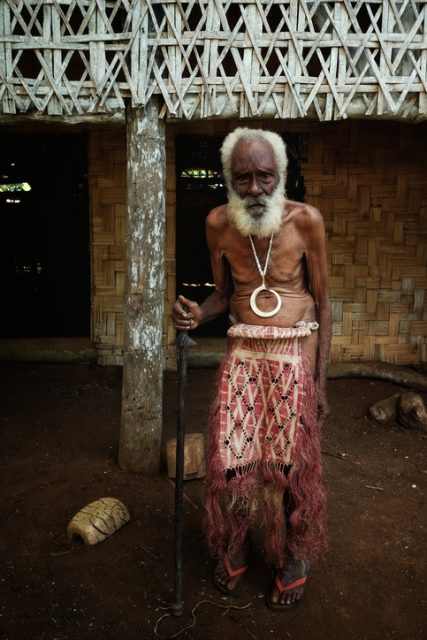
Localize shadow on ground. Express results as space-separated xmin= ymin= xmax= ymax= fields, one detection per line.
xmin=0 ymin=363 xmax=426 ymax=640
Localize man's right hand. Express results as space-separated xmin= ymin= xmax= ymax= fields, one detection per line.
xmin=172 ymin=295 xmax=202 ymax=331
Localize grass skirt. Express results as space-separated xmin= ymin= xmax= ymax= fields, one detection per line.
xmin=204 ymin=323 xmax=326 ymax=568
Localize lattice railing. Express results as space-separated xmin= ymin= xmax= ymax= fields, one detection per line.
xmin=1 ymin=0 xmax=426 ymax=120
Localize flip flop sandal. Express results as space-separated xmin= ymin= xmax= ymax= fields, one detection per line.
xmin=266 ymin=564 xmax=309 ymax=611
xmin=212 ymin=553 xmax=248 ymax=596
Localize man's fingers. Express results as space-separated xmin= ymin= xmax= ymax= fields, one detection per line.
xmin=177 ymin=295 xmax=198 ymax=319
xmin=172 ymin=296 xmax=200 ymax=330
xmin=178 ymin=295 xmax=194 ymax=308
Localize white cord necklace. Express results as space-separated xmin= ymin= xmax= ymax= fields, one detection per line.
xmin=248 ymin=234 xmax=282 ymax=318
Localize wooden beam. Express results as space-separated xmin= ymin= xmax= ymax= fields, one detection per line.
xmin=119 ymin=99 xmax=166 ymax=473
xmin=0 ymin=114 xmax=125 ymax=125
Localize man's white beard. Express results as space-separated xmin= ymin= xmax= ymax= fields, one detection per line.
xmin=226 ymin=188 xmax=285 ymax=238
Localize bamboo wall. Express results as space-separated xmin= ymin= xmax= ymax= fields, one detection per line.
xmin=304 ymin=121 xmax=427 ymax=364
xmin=89 ymin=127 xmax=174 ymax=365
xmin=89 ymin=129 xmax=126 ymax=365
xmin=89 ymin=120 xmax=427 ymax=367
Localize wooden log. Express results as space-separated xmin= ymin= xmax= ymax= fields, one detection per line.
xmin=368 ymin=393 xmax=401 ymax=424
xmin=398 ymin=392 xmax=427 ymax=433
xmin=327 ymin=362 xmax=427 ymax=392
xmin=119 ymin=99 xmax=166 ymax=473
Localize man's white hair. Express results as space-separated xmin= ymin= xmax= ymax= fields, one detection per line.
xmin=220 ymin=127 xmax=288 ymax=194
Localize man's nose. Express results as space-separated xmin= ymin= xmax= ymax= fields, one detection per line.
xmin=249 ymin=176 xmax=262 ymax=196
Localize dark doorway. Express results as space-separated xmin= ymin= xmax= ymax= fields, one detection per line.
xmin=175 ymin=132 xmax=305 ymax=337
xmin=175 ymin=135 xmax=228 ymax=336
xmin=0 ymin=133 xmax=90 ymax=338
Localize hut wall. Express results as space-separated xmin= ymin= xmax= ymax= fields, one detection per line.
xmin=165 ymin=132 xmax=178 ymax=364
xmin=89 ymin=127 xmax=173 ymax=366
xmin=88 ymin=121 xmax=427 ymax=367
xmin=89 ymin=129 xmax=126 ymax=365
xmin=303 ymin=121 xmax=427 ymax=364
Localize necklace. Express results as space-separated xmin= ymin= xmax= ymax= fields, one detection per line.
xmin=248 ymin=234 xmax=282 ymax=318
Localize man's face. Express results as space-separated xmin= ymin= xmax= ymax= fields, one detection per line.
xmin=230 ymin=139 xmax=280 ymax=218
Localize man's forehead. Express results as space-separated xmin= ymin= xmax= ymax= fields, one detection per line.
xmin=230 ymin=138 xmax=276 ymax=169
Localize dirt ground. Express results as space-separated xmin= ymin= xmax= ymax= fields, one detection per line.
xmin=0 ymin=361 xmax=426 ymax=640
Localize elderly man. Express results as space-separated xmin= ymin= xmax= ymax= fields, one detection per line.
xmin=172 ymin=127 xmax=331 ymax=609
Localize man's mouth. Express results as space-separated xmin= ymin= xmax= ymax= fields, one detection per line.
xmin=248 ymin=208 xmax=265 ymax=221
xmin=246 ymin=199 xmax=267 ymax=217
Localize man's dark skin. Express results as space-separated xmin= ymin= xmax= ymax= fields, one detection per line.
xmin=173 ymin=137 xmax=331 ymax=605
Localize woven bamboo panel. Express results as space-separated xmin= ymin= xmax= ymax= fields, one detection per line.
xmin=89 ymin=127 xmax=175 ymax=366
xmin=89 ymin=129 xmax=127 ymax=365
xmin=302 ymin=120 xmax=427 ymax=364
xmin=89 ymin=121 xmax=426 ymax=366
xmin=164 ymin=129 xmax=178 ymax=369
xmin=1 ymin=1 xmax=426 ymax=121
xmin=165 ymin=118 xmax=426 ymax=366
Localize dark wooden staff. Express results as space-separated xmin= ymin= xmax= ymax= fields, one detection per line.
xmin=172 ymin=327 xmax=195 ymax=616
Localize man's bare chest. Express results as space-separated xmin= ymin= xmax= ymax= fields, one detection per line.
xmin=223 ymin=240 xmax=306 ymax=287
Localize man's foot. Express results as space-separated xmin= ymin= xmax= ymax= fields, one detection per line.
xmin=266 ymin=558 xmax=310 ymax=610
xmin=212 ymin=542 xmax=251 ymax=596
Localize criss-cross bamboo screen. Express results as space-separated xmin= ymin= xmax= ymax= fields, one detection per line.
xmin=1 ymin=0 xmax=426 ymax=121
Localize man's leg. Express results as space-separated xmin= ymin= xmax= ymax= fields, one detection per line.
xmin=212 ymin=480 xmax=252 ymax=595
xmin=267 ymin=477 xmax=309 ymax=608
xmin=213 ymin=537 xmax=251 ymax=593
xmin=268 ymin=558 xmax=310 ymax=607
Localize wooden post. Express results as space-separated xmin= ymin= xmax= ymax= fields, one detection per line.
xmin=119 ymin=99 xmax=166 ymax=473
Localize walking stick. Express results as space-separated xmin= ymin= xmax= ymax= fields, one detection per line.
xmin=172 ymin=328 xmax=196 ymax=616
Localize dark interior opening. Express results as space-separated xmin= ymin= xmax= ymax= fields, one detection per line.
xmin=0 ymin=132 xmax=90 ymax=338
xmin=175 ymin=132 xmax=305 ymax=337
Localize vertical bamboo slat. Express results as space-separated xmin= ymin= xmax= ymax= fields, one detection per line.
xmin=89 ymin=128 xmax=127 ymax=365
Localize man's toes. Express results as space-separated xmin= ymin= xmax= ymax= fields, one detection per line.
xmin=280 ymin=587 xmax=302 ymax=606
xmin=215 ymin=567 xmax=226 ymax=586
xmin=226 ymin=575 xmax=240 ymax=591
xmin=270 ymin=587 xmax=279 ymax=604
xmin=214 ymin=564 xmax=238 ymax=591
xmin=220 ymin=573 xmax=229 ymax=588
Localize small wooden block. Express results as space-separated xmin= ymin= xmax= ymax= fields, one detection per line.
xmin=166 ymin=433 xmax=206 ymax=480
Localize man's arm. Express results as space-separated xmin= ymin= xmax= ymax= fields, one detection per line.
xmin=172 ymin=289 xmax=229 ymax=330
xmin=172 ymin=207 xmax=232 ymax=330
xmin=304 ymin=207 xmax=331 ymax=419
